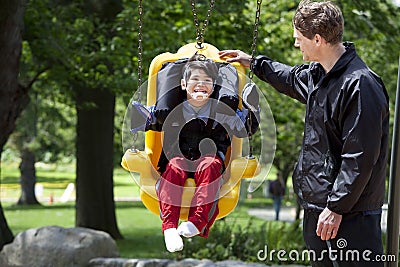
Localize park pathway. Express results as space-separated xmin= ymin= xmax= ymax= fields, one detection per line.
xmin=247 ymin=204 xmax=390 ymax=232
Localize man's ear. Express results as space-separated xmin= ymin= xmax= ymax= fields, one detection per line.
xmin=314 ymin=34 xmax=323 ymax=46
xmin=181 ymin=79 xmax=187 ymax=90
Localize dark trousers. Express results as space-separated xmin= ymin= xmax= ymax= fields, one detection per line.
xmin=272 ymin=195 xmax=283 ymax=220
xmin=303 ymin=209 xmax=384 ymax=267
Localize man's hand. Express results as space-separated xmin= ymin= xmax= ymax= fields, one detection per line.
xmin=316 ymin=207 xmax=342 ymax=240
xmin=218 ymin=50 xmax=252 ymax=68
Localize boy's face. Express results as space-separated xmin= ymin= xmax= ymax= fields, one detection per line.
xmin=181 ymin=69 xmax=214 ymax=107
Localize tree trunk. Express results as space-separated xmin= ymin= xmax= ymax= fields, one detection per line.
xmin=0 ymin=0 xmax=29 ymax=149
xmin=0 ymin=0 xmax=29 ymax=248
xmin=75 ymin=87 xmax=122 ymax=239
xmin=0 ymin=158 xmax=14 ymax=249
xmin=281 ymin=164 xmax=292 ymax=188
xmin=17 ymin=149 xmax=40 ymax=205
xmin=0 ymin=204 xmax=13 ymax=250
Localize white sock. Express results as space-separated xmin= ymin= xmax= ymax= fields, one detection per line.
xmin=177 ymin=221 xmax=200 ymax=238
xmin=164 ymin=228 xmax=183 ymax=252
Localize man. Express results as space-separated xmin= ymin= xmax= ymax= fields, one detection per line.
xmin=219 ymin=1 xmax=389 ymax=266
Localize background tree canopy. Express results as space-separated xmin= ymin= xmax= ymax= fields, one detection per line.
xmin=19 ymin=0 xmax=400 ymax=168
xmin=0 ymin=0 xmax=399 ymax=248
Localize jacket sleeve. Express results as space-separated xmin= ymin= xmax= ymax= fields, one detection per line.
xmin=144 ymin=105 xmax=163 ymax=131
xmin=327 ymin=76 xmax=389 ymax=214
xmin=214 ymin=107 xmax=259 ymax=138
xmin=130 ymin=102 xmax=155 ymax=132
xmin=251 ymin=55 xmax=309 ymax=104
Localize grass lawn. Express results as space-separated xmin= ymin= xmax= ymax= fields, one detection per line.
xmin=3 ymin=201 xmax=168 ymax=259
xmin=3 ymin=201 xmax=172 ymax=259
xmin=114 ymin=202 xmax=171 ymax=259
xmin=1 ymin=162 xmax=279 ymax=259
xmin=0 ymin=163 xmax=141 ymax=201
xmin=3 ymin=198 xmax=272 ymax=259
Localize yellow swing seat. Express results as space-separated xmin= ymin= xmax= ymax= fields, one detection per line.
xmin=121 ymin=42 xmax=260 ymax=220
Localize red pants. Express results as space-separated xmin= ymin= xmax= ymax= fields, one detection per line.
xmin=156 ymin=155 xmax=223 ymax=237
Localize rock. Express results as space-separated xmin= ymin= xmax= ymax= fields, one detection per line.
xmin=166 ymin=258 xmax=213 ymax=267
xmin=0 ymin=256 xmax=21 ymax=267
xmin=89 ymin=258 xmax=173 ymax=267
xmin=88 ymin=258 xmax=138 ymax=267
xmin=0 ymin=226 xmax=119 ymax=267
xmin=87 ymin=258 xmax=311 ymax=267
xmin=215 ymin=260 xmax=267 ymax=267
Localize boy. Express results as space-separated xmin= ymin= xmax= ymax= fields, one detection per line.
xmin=131 ymin=54 xmax=259 ymax=252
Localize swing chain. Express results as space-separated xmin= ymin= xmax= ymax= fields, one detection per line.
xmin=190 ymin=0 xmax=215 ymax=49
xmin=247 ymin=0 xmax=262 ymax=159
xmin=131 ymin=0 xmax=144 ymax=148
xmin=249 ymin=0 xmax=262 ymax=80
xmin=137 ymin=0 xmax=144 ymax=102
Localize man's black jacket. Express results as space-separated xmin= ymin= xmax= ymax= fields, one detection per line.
xmin=252 ymin=42 xmax=389 ymax=214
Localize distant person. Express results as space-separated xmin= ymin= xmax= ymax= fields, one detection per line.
xmin=269 ymin=176 xmax=285 ymax=220
xmin=219 ymin=1 xmax=389 ymax=266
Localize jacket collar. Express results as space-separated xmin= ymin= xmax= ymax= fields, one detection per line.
xmin=310 ymin=42 xmax=357 ymax=83
xmin=328 ymin=42 xmax=357 ymax=74
xmin=182 ymin=100 xmax=211 ymax=124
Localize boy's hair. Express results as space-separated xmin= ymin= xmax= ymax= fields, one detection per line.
xmin=182 ymin=53 xmax=219 ymax=82
xmin=293 ymin=0 xmax=344 ymax=44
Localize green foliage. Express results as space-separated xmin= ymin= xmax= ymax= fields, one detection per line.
xmin=179 ymin=218 xmax=308 ymax=265
xmin=251 ymin=1 xmax=305 ymax=184
xmin=7 ymin=88 xmax=76 ymax=163
xmin=337 ymin=0 xmax=400 ymax=102
xmin=17 ymin=0 xmax=400 ymax=179
xmin=24 ymin=0 xmax=135 ymax=94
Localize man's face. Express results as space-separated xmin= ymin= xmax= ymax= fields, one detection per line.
xmin=181 ymin=69 xmax=214 ymax=106
xmin=293 ymin=28 xmax=317 ymax=62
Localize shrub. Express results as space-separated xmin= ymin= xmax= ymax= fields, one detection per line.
xmin=178 ymin=217 xmax=309 ymax=265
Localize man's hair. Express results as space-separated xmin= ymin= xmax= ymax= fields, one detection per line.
xmin=293 ymin=0 xmax=344 ymax=44
xmin=182 ymin=53 xmax=219 ymax=82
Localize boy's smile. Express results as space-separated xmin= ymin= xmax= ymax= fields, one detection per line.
xmin=181 ymin=69 xmax=214 ymax=106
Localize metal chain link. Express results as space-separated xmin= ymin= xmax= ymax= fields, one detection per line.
xmin=131 ymin=0 xmax=144 ymax=148
xmin=247 ymin=0 xmax=262 ymax=158
xmin=137 ymin=0 xmax=143 ymax=102
xmin=190 ymin=0 xmax=215 ymax=49
xmin=249 ymin=0 xmax=262 ymax=80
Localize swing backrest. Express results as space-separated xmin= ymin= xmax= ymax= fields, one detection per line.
xmin=146 ymin=43 xmax=246 ymax=167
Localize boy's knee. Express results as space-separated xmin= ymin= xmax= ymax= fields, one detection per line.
xmin=166 ymin=157 xmax=187 ymax=173
xmin=197 ymin=156 xmax=222 ymax=171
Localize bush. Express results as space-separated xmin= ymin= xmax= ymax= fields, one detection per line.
xmin=178 ymin=217 xmax=309 ymax=265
